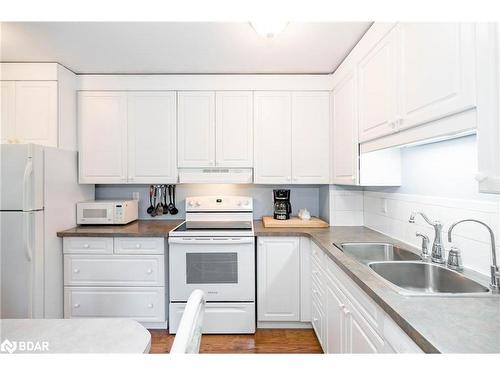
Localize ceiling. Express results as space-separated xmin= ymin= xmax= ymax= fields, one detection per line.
xmin=0 ymin=22 xmax=371 ymax=74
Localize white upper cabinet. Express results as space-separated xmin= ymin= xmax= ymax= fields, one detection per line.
xmin=291 ymin=92 xmax=330 ymax=184
xmin=398 ymin=23 xmax=475 ymax=131
xmin=332 ymin=71 xmax=359 ymax=185
xmin=476 ymin=23 xmax=500 ymax=193
xmin=127 ymin=92 xmax=177 ymax=183
xmin=215 ymin=91 xmax=253 ymax=167
xmin=79 ymin=91 xmax=177 ymax=184
xmin=254 ymin=91 xmax=292 ymax=183
xmin=257 ymin=237 xmax=300 ymax=322
xmin=0 ymin=81 xmax=15 ymax=144
xmin=78 ymin=92 xmax=128 ymax=183
xmin=254 ymin=91 xmax=330 ymax=184
xmin=177 ymin=91 xmax=216 ymax=168
xmin=1 ymin=81 xmax=58 ymax=147
xmin=358 ymin=26 xmax=399 ymax=143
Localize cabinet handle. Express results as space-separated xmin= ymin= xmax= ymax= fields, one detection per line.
xmin=147 ymin=303 xmax=154 ymax=308
xmin=313 ymin=318 xmax=319 ymax=322
xmin=258 ymin=240 xmax=264 ymax=246
xmin=73 ymin=268 xmax=80 ymax=273
xmin=73 ymin=303 xmax=80 ymax=308
xmin=475 ymin=172 xmax=488 ymax=182
xmin=287 ymin=176 xmax=291 ymax=181
xmin=135 ymin=243 xmax=141 ymax=249
xmin=146 ymin=269 xmax=153 ymax=274
xmin=83 ymin=244 xmax=89 ymax=249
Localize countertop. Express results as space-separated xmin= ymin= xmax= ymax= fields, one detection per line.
xmin=57 ymin=220 xmax=183 ymax=237
xmin=57 ymin=219 xmax=500 ymax=353
xmin=0 ymin=319 xmax=151 ymax=353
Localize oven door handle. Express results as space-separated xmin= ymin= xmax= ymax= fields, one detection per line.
xmin=169 ymin=237 xmax=254 ymax=245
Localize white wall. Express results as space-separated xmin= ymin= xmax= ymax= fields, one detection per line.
xmin=96 ymin=184 xmax=321 ymax=220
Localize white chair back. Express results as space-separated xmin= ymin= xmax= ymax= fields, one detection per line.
xmin=170 ymin=289 xmax=206 ymax=354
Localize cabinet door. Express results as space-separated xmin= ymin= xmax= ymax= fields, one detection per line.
xmin=127 ymin=92 xmax=177 ymax=183
xmin=14 ymin=81 xmax=58 ymax=147
xmin=254 ymin=92 xmax=292 ymax=184
xmin=257 ymin=237 xmax=300 ymax=321
xmin=345 ymin=303 xmax=383 ymax=353
xmin=78 ymin=92 xmax=127 ymax=183
xmin=399 ymin=23 xmax=475 ymax=131
xmin=291 ymin=92 xmax=330 ymax=184
xmin=332 ymin=71 xmax=359 ymax=185
xmin=0 ymin=81 xmax=15 ymax=144
xmin=325 ymin=277 xmax=347 ymax=353
xmin=177 ymin=91 xmax=215 ymax=168
xmin=476 ymin=23 xmax=500 ymax=193
xmin=358 ymin=27 xmax=399 ymax=142
xmin=215 ymin=91 xmax=253 ymax=167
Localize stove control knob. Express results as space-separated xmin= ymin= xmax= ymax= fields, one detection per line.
xmin=195 ymin=201 xmax=201 ymax=207
xmin=243 ymin=200 xmax=250 ymax=206
xmin=187 ymin=200 xmax=194 ymax=207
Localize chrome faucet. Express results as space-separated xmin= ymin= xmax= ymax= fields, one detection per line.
xmin=448 ymin=219 xmax=500 ymax=293
xmin=409 ymin=212 xmax=445 ymax=264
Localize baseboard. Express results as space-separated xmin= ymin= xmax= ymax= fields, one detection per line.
xmin=257 ymin=321 xmax=312 ymax=329
xmin=142 ymin=321 xmax=168 ymax=330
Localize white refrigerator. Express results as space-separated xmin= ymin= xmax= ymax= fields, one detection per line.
xmin=0 ymin=144 xmax=94 ymax=318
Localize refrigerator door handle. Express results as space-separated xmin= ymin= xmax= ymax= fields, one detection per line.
xmin=24 ymin=214 xmax=33 ymax=262
xmin=22 ymin=159 xmax=33 ymax=211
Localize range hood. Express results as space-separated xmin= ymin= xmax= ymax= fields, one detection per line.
xmin=178 ymin=168 xmax=253 ymax=184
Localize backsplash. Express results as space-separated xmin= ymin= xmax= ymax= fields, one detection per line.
xmin=364 ymin=191 xmax=500 ymax=277
xmin=96 ymin=184 xmax=321 ymax=220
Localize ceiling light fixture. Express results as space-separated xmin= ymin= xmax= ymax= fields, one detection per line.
xmin=250 ymin=21 xmax=289 ymax=38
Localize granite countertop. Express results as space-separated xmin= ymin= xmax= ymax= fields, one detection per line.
xmin=57 ymin=219 xmax=500 ymax=353
xmin=0 ymin=319 xmax=151 ymax=353
xmin=57 ymin=220 xmax=183 ymax=237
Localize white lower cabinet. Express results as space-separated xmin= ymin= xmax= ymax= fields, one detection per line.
xmin=257 ymin=237 xmax=301 ymax=323
xmin=258 ymin=237 xmax=422 ymax=353
xmin=63 ymin=236 xmax=167 ymax=328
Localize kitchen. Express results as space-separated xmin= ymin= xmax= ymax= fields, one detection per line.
xmin=1 ymin=2 xmax=500 ymax=372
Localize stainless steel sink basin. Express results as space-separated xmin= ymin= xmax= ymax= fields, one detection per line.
xmin=340 ymin=243 xmax=421 ymax=264
xmin=368 ymin=261 xmax=490 ymax=295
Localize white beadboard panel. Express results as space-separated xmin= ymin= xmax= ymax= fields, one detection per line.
xmin=329 ymin=186 xmax=365 ymax=226
xmin=363 ymin=190 xmax=500 ymax=277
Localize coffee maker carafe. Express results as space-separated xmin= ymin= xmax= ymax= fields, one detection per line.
xmin=273 ymin=189 xmax=291 ymax=220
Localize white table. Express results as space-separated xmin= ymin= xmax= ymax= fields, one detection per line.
xmin=0 ymin=319 xmax=151 ymax=353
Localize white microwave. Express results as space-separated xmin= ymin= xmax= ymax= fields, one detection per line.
xmin=77 ymin=200 xmax=138 ymax=225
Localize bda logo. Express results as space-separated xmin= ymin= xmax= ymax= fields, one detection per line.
xmin=0 ymin=339 xmax=17 ymax=354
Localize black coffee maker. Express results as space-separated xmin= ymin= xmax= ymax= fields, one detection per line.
xmin=273 ymin=189 xmax=291 ymax=220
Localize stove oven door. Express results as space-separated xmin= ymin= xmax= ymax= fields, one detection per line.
xmin=168 ymin=237 xmax=255 ymax=302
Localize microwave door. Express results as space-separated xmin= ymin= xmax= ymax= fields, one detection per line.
xmin=78 ymin=204 xmax=113 ymax=224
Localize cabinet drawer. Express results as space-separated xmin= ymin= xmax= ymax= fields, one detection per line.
xmin=114 ymin=237 xmax=164 ymax=254
xmin=311 ymin=298 xmax=325 ymax=351
xmin=63 ymin=237 xmax=113 ymax=254
xmin=311 ymin=241 xmax=325 ymax=266
xmin=64 ymin=286 xmax=165 ymax=322
xmin=64 ymin=255 xmax=165 ymax=286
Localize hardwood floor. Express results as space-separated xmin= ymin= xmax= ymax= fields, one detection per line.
xmin=149 ymin=329 xmax=323 ymax=354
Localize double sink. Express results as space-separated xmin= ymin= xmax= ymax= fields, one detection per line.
xmin=339 ymin=243 xmax=491 ymax=296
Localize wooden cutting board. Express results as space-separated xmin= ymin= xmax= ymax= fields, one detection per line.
xmin=262 ymin=216 xmax=329 ymax=228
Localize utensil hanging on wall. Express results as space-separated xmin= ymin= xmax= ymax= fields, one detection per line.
xmin=169 ymin=185 xmax=179 ymax=215
xmin=147 ymin=185 xmax=155 ymax=215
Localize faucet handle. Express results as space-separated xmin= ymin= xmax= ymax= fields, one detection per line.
xmin=415 ymin=232 xmax=430 ymax=259
xmin=447 ymin=246 xmax=463 ymax=271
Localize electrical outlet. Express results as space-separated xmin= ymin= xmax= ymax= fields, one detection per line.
xmin=381 ymin=198 xmax=388 ymax=214
xmin=132 ymin=192 xmax=140 ymax=201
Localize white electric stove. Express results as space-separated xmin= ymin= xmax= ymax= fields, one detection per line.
xmin=168 ymin=196 xmax=255 ymax=334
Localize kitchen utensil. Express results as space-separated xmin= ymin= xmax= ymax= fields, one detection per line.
xmin=155 ymin=185 xmax=163 ymax=216
xmin=169 ymin=185 xmax=179 ymax=215
xmin=167 ymin=185 xmax=175 ymax=214
xmin=162 ymin=185 xmax=169 ymax=214
xmin=151 ymin=186 xmax=158 ymax=217
xmin=147 ymin=185 xmax=154 ymax=215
